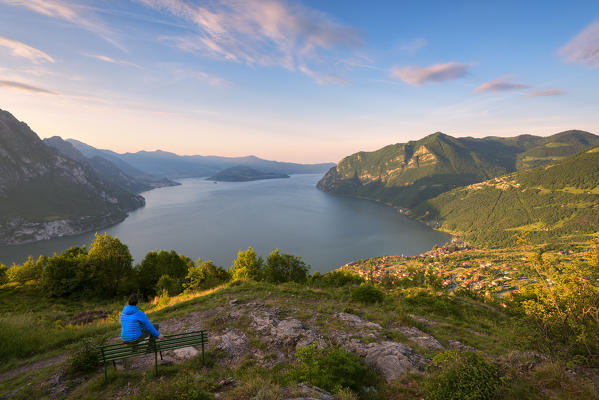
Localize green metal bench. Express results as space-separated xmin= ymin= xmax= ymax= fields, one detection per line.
xmin=97 ymin=330 xmax=208 ymax=380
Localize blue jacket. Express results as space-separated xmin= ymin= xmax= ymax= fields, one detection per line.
xmin=120 ymin=304 xmax=160 ymax=341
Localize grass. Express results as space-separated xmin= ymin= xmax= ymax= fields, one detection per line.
xmin=1 ymin=265 xmax=598 ymax=399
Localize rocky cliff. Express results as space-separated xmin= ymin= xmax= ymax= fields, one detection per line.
xmin=0 ymin=109 xmax=145 ymax=245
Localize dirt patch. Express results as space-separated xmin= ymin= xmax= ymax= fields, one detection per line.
xmin=64 ymin=310 xmax=110 ymax=326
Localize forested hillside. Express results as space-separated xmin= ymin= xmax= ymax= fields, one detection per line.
xmin=415 ymin=147 xmax=599 ymax=246
xmin=318 ymin=130 xmax=599 ymax=210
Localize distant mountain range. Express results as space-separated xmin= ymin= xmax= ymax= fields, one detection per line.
xmin=0 ymin=108 xmax=334 ymax=245
xmin=208 ymin=165 xmax=290 ymax=182
xmin=68 ymin=140 xmax=334 ymax=179
xmin=318 ymin=130 xmax=599 ymax=246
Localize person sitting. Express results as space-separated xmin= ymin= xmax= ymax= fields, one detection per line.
xmin=120 ymin=294 xmax=164 ymax=343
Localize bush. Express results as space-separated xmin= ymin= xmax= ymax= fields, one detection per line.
xmin=350 ymin=284 xmax=385 ymax=304
xmin=310 ymin=270 xmax=364 ymax=287
xmin=156 ymin=274 xmax=181 ymax=296
xmin=424 ymin=350 xmax=500 ymax=400
xmin=263 ymin=249 xmax=309 ymax=284
xmin=66 ymin=338 xmax=100 ymax=376
xmin=230 ymin=247 xmax=263 ymax=281
xmin=136 ymin=250 xmax=193 ymax=298
xmin=6 ymin=256 xmax=45 ymax=284
xmin=291 ymin=344 xmax=376 ymax=393
xmin=184 ymin=260 xmax=230 ymax=292
xmin=0 ymin=264 xmax=7 ymax=285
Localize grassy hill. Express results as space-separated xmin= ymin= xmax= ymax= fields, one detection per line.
xmin=317 ymin=130 xmax=599 ymax=210
xmin=414 ymin=147 xmax=599 ymax=246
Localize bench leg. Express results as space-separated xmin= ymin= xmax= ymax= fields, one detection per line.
xmin=159 ymin=351 xmax=163 ymax=360
xmin=112 ymin=360 xmax=116 ymax=368
xmin=104 ymin=363 xmax=107 ymax=382
xmin=201 ymin=341 xmax=205 ymax=364
xmin=155 ymin=351 xmax=158 ymax=377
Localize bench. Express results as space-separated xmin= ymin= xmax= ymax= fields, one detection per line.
xmin=97 ymin=330 xmax=208 ymax=380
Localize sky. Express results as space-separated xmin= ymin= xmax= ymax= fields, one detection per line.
xmin=0 ymin=0 xmax=598 ymax=163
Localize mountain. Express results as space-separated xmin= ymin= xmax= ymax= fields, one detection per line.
xmin=317 ymin=130 xmax=599 ymax=210
xmin=0 ymin=110 xmax=145 ymax=245
xmin=414 ymin=147 xmax=599 ymax=246
xmin=67 ymin=139 xmax=178 ymax=189
xmin=208 ymin=165 xmax=290 ymax=182
xmin=44 ymin=136 xmax=152 ymax=194
xmin=68 ymin=140 xmax=334 ymax=180
xmin=116 ymin=151 xmax=334 ymax=179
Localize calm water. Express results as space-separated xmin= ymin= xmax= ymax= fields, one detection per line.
xmin=0 ymin=175 xmax=449 ymax=272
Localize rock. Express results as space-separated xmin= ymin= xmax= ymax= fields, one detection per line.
xmin=172 ymin=346 xmax=199 ymax=360
xmin=292 ymin=383 xmax=335 ymax=400
xmin=249 ymin=310 xmax=325 ymax=350
xmin=229 ymin=299 xmax=239 ymax=306
xmin=215 ymin=328 xmax=249 ymax=363
xmin=335 ymin=313 xmax=382 ymax=330
xmin=216 ymin=377 xmax=238 ymax=389
xmin=396 ymin=326 xmax=445 ymax=351
xmin=448 ymin=340 xmax=476 ymax=352
xmin=331 ymin=332 xmax=426 ymax=382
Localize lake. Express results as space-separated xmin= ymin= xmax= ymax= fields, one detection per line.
xmin=0 ymin=174 xmax=449 ymax=272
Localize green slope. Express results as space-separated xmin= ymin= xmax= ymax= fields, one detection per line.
xmin=317 ymin=130 xmax=599 ymax=210
xmin=415 ymin=147 xmax=599 ymax=246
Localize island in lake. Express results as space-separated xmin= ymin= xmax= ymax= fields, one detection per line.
xmin=208 ymin=165 xmax=290 ymax=182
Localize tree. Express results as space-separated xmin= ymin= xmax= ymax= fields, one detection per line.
xmin=41 ymin=248 xmax=87 ymax=297
xmin=184 ymin=259 xmax=230 ymax=292
xmin=156 ymin=274 xmax=180 ymax=296
xmin=135 ymin=250 xmax=192 ymax=298
xmin=87 ymin=233 xmax=133 ymax=297
xmin=0 ymin=264 xmax=7 ymax=285
xmin=230 ymin=247 xmax=263 ymax=281
xmin=263 ymin=249 xmax=309 ymax=284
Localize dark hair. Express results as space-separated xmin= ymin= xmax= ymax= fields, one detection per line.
xmin=128 ymin=294 xmax=138 ymax=305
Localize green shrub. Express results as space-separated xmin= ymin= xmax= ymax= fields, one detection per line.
xmin=156 ymin=274 xmax=181 ymax=296
xmin=184 ymin=260 xmax=230 ymax=292
xmin=424 ymin=350 xmax=500 ymax=400
xmin=0 ymin=264 xmax=7 ymax=285
xmin=310 ymin=270 xmax=364 ymax=287
xmin=350 ymin=284 xmax=385 ymax=304
xmin=136 ymin=250 xmax=193 ymax=298
xmin=291 ymin=343 xmax=377 ymax=393
xmin=263 ymin=249 xmax=309 ymax=284
xmin=66 ymin=338 xmax=100 ymax=375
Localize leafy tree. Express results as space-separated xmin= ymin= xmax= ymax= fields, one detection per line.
xmin=350 ymin=284 xmax=385 ymax=304
xmin=263 ymin=249 xmax=309 ymax=284
xmin=41 ymin=248 xmax=87 ymax=297
xmin=230 ymin=247 xmax=263 ymax=281
xmin=87 ymin=233 xmax=133 ymax=296
xmin=135 ymin=250 xmax=193 ymax=298
xmin=6 ymin=256 xmax=45 ymax=284
xmin=0 ymin=264 xmax=8 ymax=285
xmin=183 ymin=259 xmax=230 ymax=292
xmin=156 ymin=274 xmax=181 ymax=296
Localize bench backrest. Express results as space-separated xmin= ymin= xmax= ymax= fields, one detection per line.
xmin=98 ymin=330 xmax=208 ymax=362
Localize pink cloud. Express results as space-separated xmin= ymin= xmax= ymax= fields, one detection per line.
xmin=525 ymin=89 xmax=566 ymax=98
xmin=474 ymin=77 xmax=529 ymax=93
xmin=138 ymin=0 xmax=362 ymax=84
xmin=559 ymin=18 xmax=599 ymax=68
xmin=389 ymin=62 xmax=469 ymax=85
xmin=0 ymin=36 xmax=54 ymax=63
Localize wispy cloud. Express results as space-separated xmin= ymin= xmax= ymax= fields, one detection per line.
xmin=389 ymin=62 xmax=469 ymax=85
xmin=84 ymin=53 xmax=142 ymax=69
xmin=170 ymin=66 xmax=231 ymax=86
xmin=399 ymin=37 xmax=427 ymax=52
xmin=525 ymin=89 xmax=566 ymax=98
xmin=1 ymin=0 xmax=121 ymax=48
xmin=0 ymin=35 xmax=54 ymax=63
xmin=474 ymin=77 xmax=529 ymax=93
xmin=137 ymin=0 xmax=362 ymax=83
xmin=298 ymin=65 xmax=348 ymax=85
xmin=0 ymin=79 xmax=56 ymax=94
xmin=559 ymin=18 xmax=599 ymax=68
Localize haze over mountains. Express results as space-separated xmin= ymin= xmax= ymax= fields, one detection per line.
xmin=318 ymin=129 xmax=599 ymax=246
xmin=0 ymin=109 xmax=334 ymax=245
